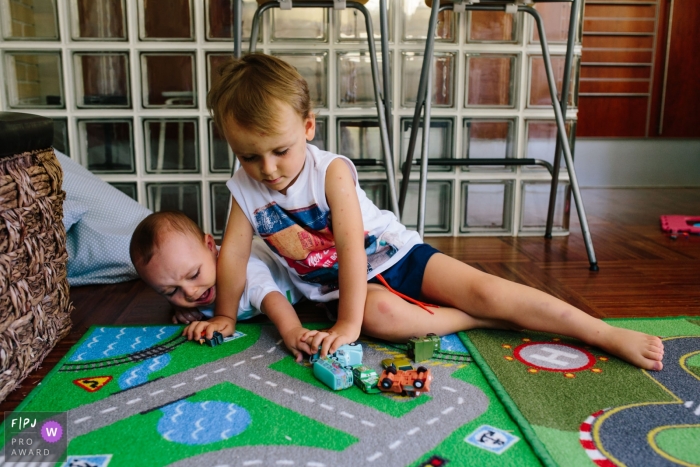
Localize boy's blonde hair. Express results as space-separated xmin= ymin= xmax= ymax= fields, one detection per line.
xmin=130 ymin=211 xmax=205 ymax=268
xmin=207 ymin=53 xmax=312 ymax=135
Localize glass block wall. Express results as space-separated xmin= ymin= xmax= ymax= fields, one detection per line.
xmin=0 ymin=0 xmax=581 ymax=237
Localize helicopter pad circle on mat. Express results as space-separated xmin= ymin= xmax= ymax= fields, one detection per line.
xmin=514 ymin=342 xmax=596 ymax=372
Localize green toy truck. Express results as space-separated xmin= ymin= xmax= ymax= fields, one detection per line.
xmin=407 ymin=333 xmax=441 ymax=362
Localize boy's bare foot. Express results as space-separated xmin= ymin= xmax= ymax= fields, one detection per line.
xmin=596 ymin=326 xmax=664 ymax=371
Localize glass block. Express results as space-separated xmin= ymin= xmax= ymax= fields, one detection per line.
xmin=208 ymin=53 xmax=233 ymax=92
xmin=528 ymin=55 xmax=578 ymax=108
xmin=5 ymin=52 xmax=63 ymax=108
xmin=525 ymin=119 xmax=574 ymax=171
xmin=1 ymin=0 xmax=58 ymax=39
xmin=110 ymin=182 xmax=137 ymax=201
xmin=52 ymin=118 xmax=69 ymax=155
xmin=210 ymin=182 xmax=230 ymax=236
xmin=337 ymin=51 xmax=388 ymax=108
xmin=520 ymin=181 xmax=569 ymax=232
xmin=402 ymin=2 xmax=455 ymax=43
xmin=532 ymin=2 xmax=572 ymax=44
xmin=400 ymin=181 xmax=452 ymax=233
xmin=400 ymin=118 xmax=453 ymax=172
xmin=460 ymin=182 xmax=513 ymax=233
xmin=359 ymin=181 xmax=388 ymax=211
xmin=401 ymin=52 xmax=455 ymax=108
xmin=141 ymin=53 xmax=196 ymax=108
xmin=462 ymin=119 xmax=515 ymax=172
xmin=206 ymin=0 xmax=257 ymax=41
xmin=72 ymin=0 xmax=127 ymax=40
xmin=272 ymin=51 xmax=328 ymax=108
xmin=144 ymin=119 xmax=199 ymax=174
xmin=468 ymin=11 xmax=518 ymax=43
xmin=74 ymin=53 xmax=130 ymax=107
xmin=337 ymin=0 xmax=391 ymax=42
xmin=139 ymin=0 xmax=193 ymax=40
xmin=147 ymin=182 xmax=202 ymax=227
xmin=337 ymin=119 xmax=381 ymax=169
xmin=79 ymin=120 xmax=134 ymax=173
xmin=271 ymin=8 xmax=327 ymax=41
xmin=465 ymin=54 xmax=517 ymax=108
xmin=310 ymin=117 xmax=327 ymax=151
xmin=209 ymin=119 xmax=234 ymax=174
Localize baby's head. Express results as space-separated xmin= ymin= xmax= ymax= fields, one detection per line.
xmin=208 ymin=54 xmax=316 ymax=193
xmin=130 ymin=211 xmax=218 ymax=308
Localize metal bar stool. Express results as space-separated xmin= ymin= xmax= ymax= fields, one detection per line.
xmin=248 ymin=0 xmax=400 ymax=217
xmin=400 ymin=0 xmax=598 ymax=271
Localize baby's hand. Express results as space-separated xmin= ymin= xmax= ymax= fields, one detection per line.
xmin=172 ymin=308 xmax=206 ymax=324
xmin=182 ymin=316 xmax=235 ymax=341
xmin=281 ymin=326 xmax=314 ymax=363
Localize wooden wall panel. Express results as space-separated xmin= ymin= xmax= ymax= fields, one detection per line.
xmin=578 ymin=96 xmax=649 ymax=136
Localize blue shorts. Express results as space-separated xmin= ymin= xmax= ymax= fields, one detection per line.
xmin=322 ymin=243 xmax=440 ymax=320
xmin=368 ymin=243 xmax=440 ymax=301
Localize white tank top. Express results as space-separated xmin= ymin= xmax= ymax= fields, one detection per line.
xmin=227 ymin=144 xmax=421 ymax=302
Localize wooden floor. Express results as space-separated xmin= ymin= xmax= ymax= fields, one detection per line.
xmin=2 ymin=187 xmax=699 ymax=415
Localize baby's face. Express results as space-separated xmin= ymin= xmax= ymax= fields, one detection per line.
xmin=138 ymin=230 xmax=218 ymax=308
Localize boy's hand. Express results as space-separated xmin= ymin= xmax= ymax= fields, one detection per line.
xmin=281 ymin=326 xmax=314 ymax=363
xmin=182 ymin=316 xmax=235 ymax=341
xmin=172 ymin=308 xmax=206 ymax=324
xmin=303 ymin=321 xmax=360 ymax=358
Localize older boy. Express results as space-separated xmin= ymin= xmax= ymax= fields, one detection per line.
xmin=129 ymin=211 xmax=310 ymax=361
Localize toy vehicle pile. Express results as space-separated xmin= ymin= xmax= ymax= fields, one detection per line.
xmin=309 ymin=334 xmax=440 ymax=397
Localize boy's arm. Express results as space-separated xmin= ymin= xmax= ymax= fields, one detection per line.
xmin=317 ymin=158 xmax=367 ymax=355
xmin=184 ymin=198 xmax=253 ymax=340
xmin=260 ymin=291 xmax=312 ymax=363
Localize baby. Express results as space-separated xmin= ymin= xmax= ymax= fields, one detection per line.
xmin=129 ymin=211 xmax=311 ymax=361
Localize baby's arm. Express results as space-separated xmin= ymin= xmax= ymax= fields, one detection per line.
xmin=183 ymin=198 xmax=253 ymax=340
xmin=311 ymin=158 xmax=367 ymax=356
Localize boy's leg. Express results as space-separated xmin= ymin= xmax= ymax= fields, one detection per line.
xmin=361 ymin=284 xmax=512 ymax=341
xmin=419 ymin=254 xmax=664 ymax=370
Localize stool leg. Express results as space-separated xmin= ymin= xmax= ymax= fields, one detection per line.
xmin=234 ymin=0 xmax=242 ymax=57
xmin=525 ymin=6 xmax=598 ymax=271
xmin=417 ymin=51 xmax=433 ymax=238
xmin=379 ymin=0 xmax=392 ymax=145
xmin=399 ymin=0 xmax=441 ymax=217
xmin=356 ymin=3 xmax=400 ymax=217
xmin=545 ymin=0 xmax=580 ymax=238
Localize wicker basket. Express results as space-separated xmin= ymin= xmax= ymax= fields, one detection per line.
xmin=0 ymin=113 xmax=72 ymax=402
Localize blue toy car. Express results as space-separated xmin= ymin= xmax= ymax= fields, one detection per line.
xmin=309 ymin=342 xmax=363 ymax=367
xmin=313 ymin=358 xmax=354 ymax=390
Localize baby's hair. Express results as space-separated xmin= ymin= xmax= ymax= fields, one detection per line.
xmin=207 ymin=53 xmax=312 ymax=135
xmin=130 ymin=211 xmax=205 ymax=268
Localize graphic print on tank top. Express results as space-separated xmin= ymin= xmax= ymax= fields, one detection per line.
xmin=253 ymin=201 xmax=399 ymax=294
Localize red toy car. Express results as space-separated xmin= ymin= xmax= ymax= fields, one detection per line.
xmin=378 ymin=364 xmax=432 ymax=397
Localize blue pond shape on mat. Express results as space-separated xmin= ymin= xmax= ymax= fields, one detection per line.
xmin=158 ymin=401 xmax=251 ymax=445
xmin=440 ymin=334 xmax=468 ymax=353
xmin=69 ymin=326 xmax=181 ymax=361
xmin=119 ymin=354 xmax=171 ymax=390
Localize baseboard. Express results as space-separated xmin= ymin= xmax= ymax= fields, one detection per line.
xmin=574 ymin=138 xmax=700 ymax=187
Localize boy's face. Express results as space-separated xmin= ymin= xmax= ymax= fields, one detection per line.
xmin=137 ymin=230 xmax=218 ymax=309
xmin=222 ymin=101 xmax=315 ymax=195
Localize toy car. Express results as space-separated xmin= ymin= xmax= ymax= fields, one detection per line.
xmin=407 ymin=333 xmax=441 ymax=362
xmin=352 ymin=365 xmax=381 ymax=394
xmin=381 ymin=357 xmax=414 ymax=371
xmin=199 ymin=331 xmax=224 ymax=347
xmin=313 ymin=358 xmax=353 ymax=390
xmin=378 ymin=365 xmax=432 ymax=397
xmin=309 ymin=342 xmax=363 ymax=367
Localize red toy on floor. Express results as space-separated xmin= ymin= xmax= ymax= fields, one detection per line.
xmin=660 ymin=215 xmax=700 ymax=239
